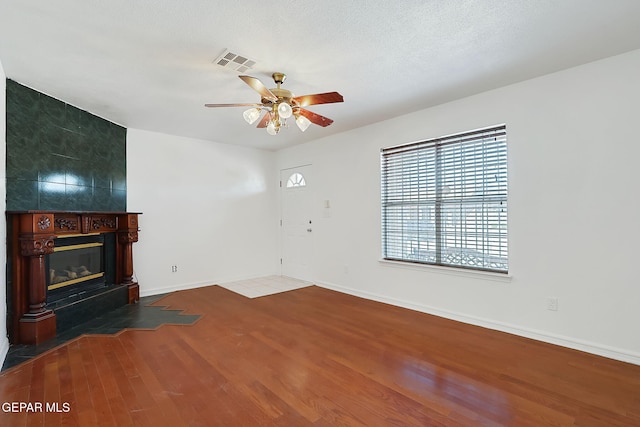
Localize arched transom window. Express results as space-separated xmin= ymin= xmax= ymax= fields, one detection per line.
xmin=286 ymin=172 xmax=306 ymax=188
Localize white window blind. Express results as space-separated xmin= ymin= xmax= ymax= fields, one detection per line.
xmin=381 ymin=125 xmax=508 ymax=273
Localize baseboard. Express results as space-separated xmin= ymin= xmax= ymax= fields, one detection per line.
xmin=316 ymin=280 xmax=640 ymax=366
xmin=139 ymin=272 xmax=280 ymax=298
xmin=140 ymin=280 xmax=215 ymax=297
xmin=0 ymin=337 xmax=9 ymax=369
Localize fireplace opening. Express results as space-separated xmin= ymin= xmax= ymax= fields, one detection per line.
xmin=46 ymin=234 xmax=108 ymax=305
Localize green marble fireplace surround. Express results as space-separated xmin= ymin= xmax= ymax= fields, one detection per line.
xmin=5 ymin=79 xmax=126 ymax=211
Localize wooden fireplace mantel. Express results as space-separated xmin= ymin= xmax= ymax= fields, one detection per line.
xmin=7 ymin=211 xmax=141 ymax=344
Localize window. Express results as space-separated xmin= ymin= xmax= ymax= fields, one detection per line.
xmin=286 ymin=172 xmax=306 ymax=188
xmin=381 ymin=125 xmax=508 ymax=273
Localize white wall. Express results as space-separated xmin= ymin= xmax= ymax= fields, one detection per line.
xmin=126 ymin=129 xmax=279 ymax=296
xmin=276 ymin=49 xmax=640 ymax=364
xmin=0 ymin=61 xmax=8 ymax=365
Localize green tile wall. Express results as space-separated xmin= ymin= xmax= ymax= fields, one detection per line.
xmin=5 ymin=79 xmax=126 ymax=211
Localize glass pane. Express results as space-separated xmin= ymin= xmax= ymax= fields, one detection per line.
xmin=286 ymin=172 xmax=306 ymax=188
xmin=49 ymin=245 xmax=103 ymax=287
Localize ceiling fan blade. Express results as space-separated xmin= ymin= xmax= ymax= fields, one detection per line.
xmin=298 ymin=108 xmax=334 ymax=127
xmin=292 ymin=92 xmax=344 ymax=107
xmin=239 ymin=75 xmax=278 ymax=102
xmin=204 ymin=103 xmax=263 ymax=108
xmin=256 ymin=111 xmax=272 ymax=128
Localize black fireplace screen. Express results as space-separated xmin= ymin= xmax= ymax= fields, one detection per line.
xmin=47 ymin=235 xmax=105 ymax=293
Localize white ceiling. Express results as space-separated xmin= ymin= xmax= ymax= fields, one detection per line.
xmin=1 ymin=0 xmax=640 ymax=151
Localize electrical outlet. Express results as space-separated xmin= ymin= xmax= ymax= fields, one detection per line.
xmin=546 ymin=297 xmax=558 ymax=311
xmin=171 ymin=265 xmax=178 ymax=273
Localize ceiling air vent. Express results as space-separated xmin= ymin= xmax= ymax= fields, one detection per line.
xmin=213 ymin=49 xmax=256 ymax=73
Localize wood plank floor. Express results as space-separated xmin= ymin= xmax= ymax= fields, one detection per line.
xmin=1 ymin=285 xmax=639 ymax=426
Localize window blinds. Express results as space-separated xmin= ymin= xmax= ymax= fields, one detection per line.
xmin=381 ymin=125 xmax=508 ymax=273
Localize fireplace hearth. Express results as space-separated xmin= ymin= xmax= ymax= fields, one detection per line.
xmin=6 ymin=211 xmax=141 ymax=345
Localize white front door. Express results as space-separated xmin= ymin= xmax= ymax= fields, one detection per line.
xmin=280 ymin=165 xmax=313 ymax=281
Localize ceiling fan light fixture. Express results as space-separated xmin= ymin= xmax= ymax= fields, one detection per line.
xmin=205 ymin=72 xmax=344 ymax=136
xmin=242 ymin=108 xmax=261 ymax=124
xmin=277 ymin=102 xmax=293 ymax=119
xmin=266 ymin=120 xmax=279 ymax=135
xmin=296 ymin=115 xmax=311 ymax=132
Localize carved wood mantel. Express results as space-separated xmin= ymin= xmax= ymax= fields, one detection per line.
xmin=7 ymin=211 xmax=141 ymax=344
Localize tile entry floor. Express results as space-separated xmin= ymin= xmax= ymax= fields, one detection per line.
xmin=219 ymin=275 xmax=312 ymax=298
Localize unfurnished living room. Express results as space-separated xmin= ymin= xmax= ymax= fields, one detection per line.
xmin=1 ymin=1 xmax=640 ymax=426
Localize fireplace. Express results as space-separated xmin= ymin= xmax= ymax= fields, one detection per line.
xmin=47 ymin=234 xmax=109 ymax=304
xmin=6 ymin=211 xmax=141 ymax=344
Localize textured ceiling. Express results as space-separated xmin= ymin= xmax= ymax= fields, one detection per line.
xmin=1 ymin=0 xmax=640 ymax=151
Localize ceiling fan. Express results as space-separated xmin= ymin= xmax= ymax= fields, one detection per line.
xmin=205 ymin=72 xmax=344 ymax=135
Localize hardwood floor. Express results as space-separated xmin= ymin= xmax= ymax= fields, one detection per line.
xmin=1 ymin=284 xmax=639 ymax=426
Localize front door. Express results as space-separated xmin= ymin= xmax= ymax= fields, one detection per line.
xmin=280 ymin=165 xmax=313 ymax=281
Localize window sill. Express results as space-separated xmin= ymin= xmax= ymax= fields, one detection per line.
xmin=378 ymin=259 xmax=513 ymax=283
